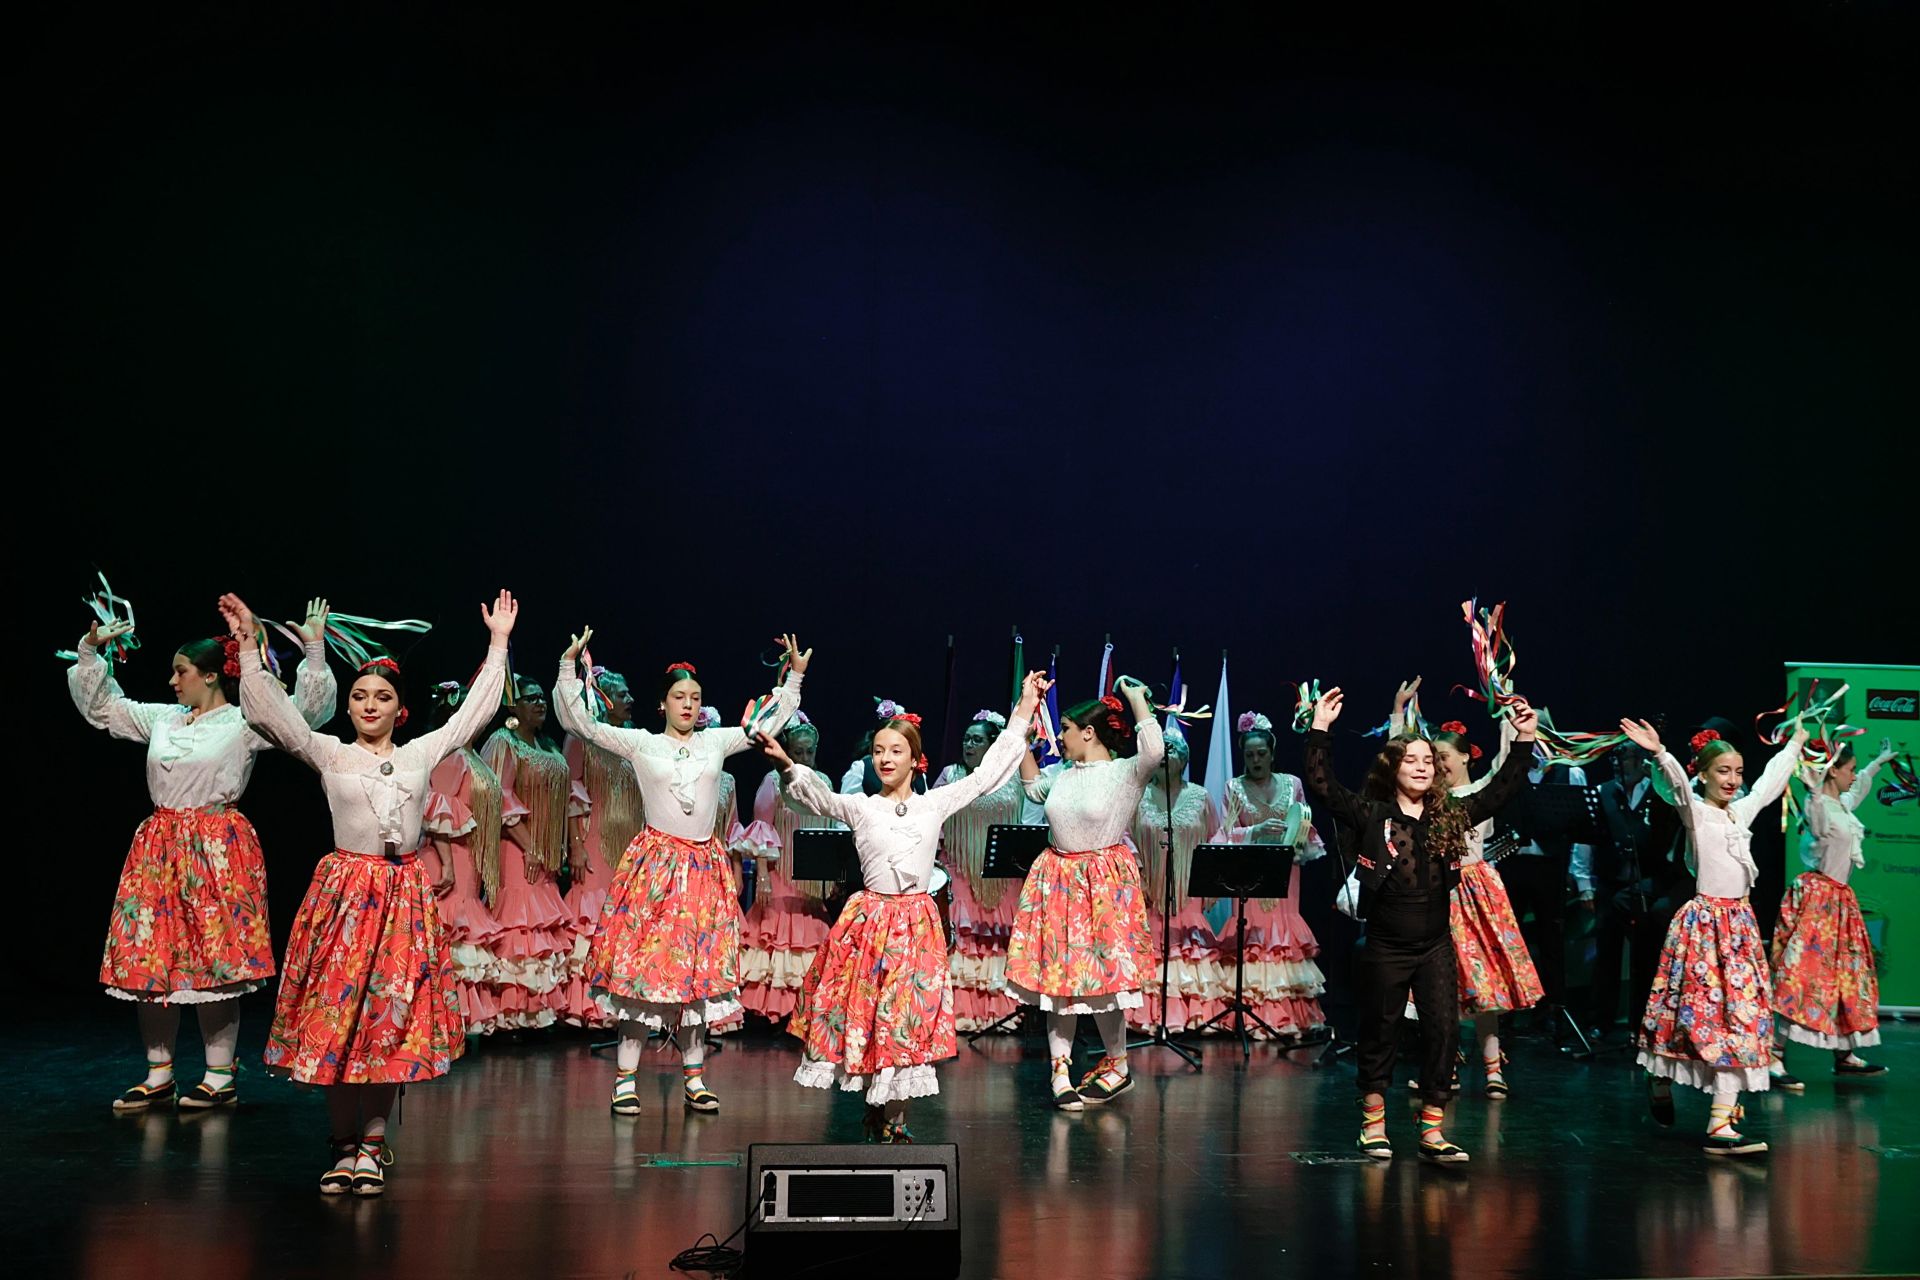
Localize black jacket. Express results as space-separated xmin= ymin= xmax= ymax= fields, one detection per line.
xmin=1303 ymin=729 xmax=1532 ymax=920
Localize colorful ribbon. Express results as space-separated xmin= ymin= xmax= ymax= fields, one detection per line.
xmin=1289 ymin=679 xmax=1325 ymax=734
xmin=55 ymin=571 xmax=140 ymax=665
xmin=1456 ymin=599 xmax=1632 ymax=766
xmin=1878 ymin=754 xmax=1919 ymax=808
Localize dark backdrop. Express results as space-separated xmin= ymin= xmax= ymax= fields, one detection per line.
xmin=18 ymin=5 xmax=1914 ymax=1004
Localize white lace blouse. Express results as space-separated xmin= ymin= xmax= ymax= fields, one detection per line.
xmin=1799 ymin=755 xmax=1889 ymax=884
xmin=1650 ymin=737 xmax=1801 ymax=900
xmin=70 ymin=638 xmax=336 ymax=810
xmin=551 ymin=661 xmax=802 ymax=842
xmin=1023 ymin=718 xmax=1167 ymax=853
xmin=239 ymin=643 xmax=508 ymax=856
xmin=781 ymin=715 xmax=1031 ymax=895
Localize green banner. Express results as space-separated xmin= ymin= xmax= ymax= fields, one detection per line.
xmin=1783 ymin=662 xmax=1920 ymax=1010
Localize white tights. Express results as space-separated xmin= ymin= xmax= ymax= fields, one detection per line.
xmin=1045 ymin=1011 xmax=1128 ymax=1064
xmin=137 ymin=999 xmax=241 ymax=1084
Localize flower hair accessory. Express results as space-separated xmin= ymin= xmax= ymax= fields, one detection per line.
xmin=696 ymin=706 xmax=720 ymax=729
xmin=219 ymin=636 xmax=242 ymax=678
xmin=875 ymin=698 xmax=903 ymax=721
xmin=792 ymin=709 xmax=812 ymax=726
xmin=973 ymin=709 xmax=1008 ymax=730
xmin=1237 ymin=711 xmax=1273 ymax=734
xmin=890 ymin=711 xmax=924 ymax=729
xmin=1689 ymin=729 xmax=1722 ymax=754
xmin=361 ymin=656 xmax=401 ymax=675
xmin=665 ymin=661 xmax=697 ymax=676
xmin=396 ymin=707 xmax=410 ymax=727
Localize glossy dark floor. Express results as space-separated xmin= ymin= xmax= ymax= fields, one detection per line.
xmin=13 ymin=999 xmax=1919 ymax=1279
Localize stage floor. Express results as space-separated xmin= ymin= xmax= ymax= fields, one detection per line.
xmin=12 ymin=999 xmax=1919 ymax=1279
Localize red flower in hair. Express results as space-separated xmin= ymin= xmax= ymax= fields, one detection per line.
xmin=666 ymin=661 xmax=698 ymax=675
xmin=220 ymin=636 xmax=242 ymax=678
xmin=893 ymin=711 xmax=924 ymax=728
xmin=1469 ymin=745 xmax=1484 ymax=760
xmin=396 ymin=707 xmax=410 ymax=727
xmin=1100 ymin=695 xmax=1125 ymax=714
xmin=1440 ymin=720 xmax=1469 ymax=736
xmin=1689 ymin=729 xmax=1721 ymax=753
xmin=915 ymin=755 xmax=928 ymax=774
xmin=361 ymin=657 xmax=401 ymax=675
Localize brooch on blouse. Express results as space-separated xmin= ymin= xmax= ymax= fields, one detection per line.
xmin=894 ymin=801 xmax=909 ymax=817
xmin=380 ymin=762 xmax=394 ymax=776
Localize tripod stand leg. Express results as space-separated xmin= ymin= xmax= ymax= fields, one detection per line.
xmin=965 ymin=1005 xmax=1024 ymax=1046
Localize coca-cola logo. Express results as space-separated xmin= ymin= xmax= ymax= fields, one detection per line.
xmin=1866 ymin=689 xmax=1918 ymax=719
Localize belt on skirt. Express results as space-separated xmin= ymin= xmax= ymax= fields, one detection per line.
xmin=333 ymin=845 xmax=420 ymax=867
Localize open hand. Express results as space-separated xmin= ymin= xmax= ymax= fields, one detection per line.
xmin=1312 ymin=687 xmax=1344 ymax=731
xmin=1619 ymin=717 xmax=1663 ymax=755
xmin=291 ymin=598 xmax=331 ymax=648
xmin=563 ymin=626 xmax=594 ymax=663
xmin=778 ymin=633 xmax=812 ymax=675
xmin=482 ymin=589 xmax=518 ymax=642
xmin=217 ymin=593 xmax=257 ymax=644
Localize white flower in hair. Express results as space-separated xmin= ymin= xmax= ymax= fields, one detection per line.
xmin=696 ymin=706 xmax=721 ymax=729
xmin=972 ymin=709 xmax=1007 ymax=730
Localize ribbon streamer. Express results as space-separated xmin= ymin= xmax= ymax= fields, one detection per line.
xmin=1289 ymin=679 xmax=1325 ymax=734
xmin=1877 ymin=754 xmax=1918 ymax=808
xmin=1456 ymin=599 xmax=1632 ymax=766
xmin=56 ymin=571 xmax=140 ymax=665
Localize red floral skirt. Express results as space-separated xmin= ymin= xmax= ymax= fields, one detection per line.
xmin=1005 ymin=844 xmax=1152 ymax=1013
xmin=265 ymin=850 xmax=464 ymax=1085
xmin=1637 ymin=894 xmax=1772 ymax=1094
xmin=1451 ymin=860 xmax=1545 ymax=1015
xmin=791 ymin=890 xmax=955 ymax=1102
xmin=101 ymin=806 xmax=276 ymax=1003
xmin=588 ymin=829 xmax=742 ymax=1025
xmin=1771 ymin=871 xmax=1880 ymax=1049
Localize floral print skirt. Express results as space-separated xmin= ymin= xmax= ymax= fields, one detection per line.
xmin=101 ymin=806 xmax=274 ymax=1003
xmin=1005 ymin=844 xmax=1151 ymax=1014
xmin=588 ymin=828 xmax=742 ymax=1028
xmin=265 ymin=849 xmax=465 ymax=1085
xmin=790 ymin=890 xmax=954 ymax=1104
xmin=1771 ymin=871 xmax=1880 ymax=1050
xmin=1451 ymin=860 xmax=1545 ymax=1016
xmin=1637 ymin=894 xmax=1772 ymax=1094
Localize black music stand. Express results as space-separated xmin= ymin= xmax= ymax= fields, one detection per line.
xmin=964 ymin=824 xmax=1049 ymax=1044
xmin=1179 ymin=843 xmax=1295 ymax=1059
xmin=791 ymin=829 xmax=859 ymax=886
xmin=1496 ymin=783 xmax=1608 ymax=1057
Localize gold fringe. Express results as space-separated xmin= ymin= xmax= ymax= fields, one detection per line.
xmin=485 ymin=730 xmax=571 ymax=874
xmin=464 ymin=748 xmax=505 ymax=908
xmin=583 ymin=742 xmax=645 ymax=871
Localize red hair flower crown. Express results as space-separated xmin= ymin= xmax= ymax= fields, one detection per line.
xmin=1100 ymin=694 xmax=1128 ymax=733
xmin=1689 ymin=729 xmax=1722 ymax=753
xmin=665 ymin=661 xmax=698 ymax=676
xmin=219 ymin=636 xmax=242 ymax=678
xmin=361 ymin=656 xmax=401 ymax=676
xmin=1439 ymin=720 xmax=1484 ymax=760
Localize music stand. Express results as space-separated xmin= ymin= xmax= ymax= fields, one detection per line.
xmin=1496 ymin=784 xmax=1608 ymax=1056
xmin=965 ymin=824 xmax=1049 ymax=1044
xmin=791 ymin=829 xmax=859 ymax=885
xmin=1179 ymin=843 xmax=1295 ymax=1058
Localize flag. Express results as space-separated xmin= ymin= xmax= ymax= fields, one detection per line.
xmin=1164 ymin=654 xmax=1186 ymax=776
xmin=1204 ymin=652 xmax=1232 ymax=813
xmin=1096 ymin=637 xmax=1116 ymax=699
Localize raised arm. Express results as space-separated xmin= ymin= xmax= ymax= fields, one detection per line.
xmin=289 ymin=636 xmax=338 ymax=730
xmin=1461 ymin=701 xmax=1539 ymax=825
xmin=237 ymin=642 xmax=339 ymax=773
xmin=1732 ymin=728 xmax=1809 ymax=827
xmin=933 ymin=714 xmax=1035 ymax=818
xmin=67 ymin=639 xmax=169 ymax=743
xmin=1301 ymin=730 xmax=1367 ymax=828
xmin=1843 ymin=739 xmax=1896 ymax=813
xmin=778 ymin=752 xmax=866 ymax=828
xmin=1114 ymin=680 xmax=1166 ymax=785
xmin=413 ymin=646 xmax=511 ymax=766
xmin=1452 ymin=715 xmax=1517 ymax=800
xmin=552 ymin=658 xmax=649 ymax=760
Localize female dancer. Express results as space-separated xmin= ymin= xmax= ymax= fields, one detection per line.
xmin=1129 ymin=731 xmax=1227 ymax=1034
xmin=1221 ymin=715 xmax=1329 ymax=1039
xmin=763 ymin=675 xmax=1044 ymax=1141
xmin=736 ymin=718 xmax=836 ymax=1024
xmin=552 ymin=629 xmax=808 ymax=1117
xmin=479 ymin=677 xmax=574 ymax=1032
xmin=559 ymin=669 xmax=644 ymax=1029
xmin=1772 ymin=737 xmax=1898 ymax=1075
xmin=1006 ymin=678 xmax=1163 ymax=1110
xmin=228 ymin=588 xmax=516 ymax=1195
xmin=73 ymin=600 xmax=336 ymax=1110
xmin=935 ymin=710 xmax=1030 ymax=1033
xmin=1303 ymin=687 xmax=1535 ymax=1163
xmin=1619 ymin=715 xmax=1807 ymax=1157
xmin=1391 ymin=696 xmax=1543 ymax=1098
xmin=421 ymin=682 xmax=512 ymax=1036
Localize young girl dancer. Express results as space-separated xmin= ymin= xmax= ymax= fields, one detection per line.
xmin=73 ymin=600 xmax=336 ymax=1111
xmin=1772 ymin=737 xmax=1898 ymax=1076
xmin=1006 ymin=677 xmax=1164 ymax=1111
xmin=1619 ymin=715 xmax=1808 ymax=1156
xmin=763 ymin=674 xmax=1045 ymax=1141
xmin=1303 ymin=688 xmax=1536 ymax=1163
xmin=551 ymin=629 xmax=808 ymax=1117
xmin=228 ymin=588 xmax=516 ymax=1195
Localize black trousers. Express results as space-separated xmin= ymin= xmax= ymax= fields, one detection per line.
xmin=1354 ymin=931 xmax=1457 ymax=1106
xmin=1498 ymin=856 xmax=1568 ymax=1007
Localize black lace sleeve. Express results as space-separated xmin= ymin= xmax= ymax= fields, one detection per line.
xmin=1302 ymin=729 xmax=1367 ymax=827
xmin=1464 ymin=738 xmax=1534 ymax=826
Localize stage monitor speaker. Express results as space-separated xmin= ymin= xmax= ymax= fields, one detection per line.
xmin=743 ymin=1142 xmax=959 ymax=1278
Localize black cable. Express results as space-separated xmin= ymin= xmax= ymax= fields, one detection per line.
xmin=667 ymin=1200 xmax=762 ymax=1276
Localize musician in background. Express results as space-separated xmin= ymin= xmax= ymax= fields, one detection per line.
xmin=1493 ymin=759 xmax=1593 ymax=1036
xmin=1589 ymin=745 xmax=1659 ymax=1039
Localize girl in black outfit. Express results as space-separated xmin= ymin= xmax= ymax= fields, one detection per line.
xmin=1302 ymin=687 xmax=1537 ymax=1163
